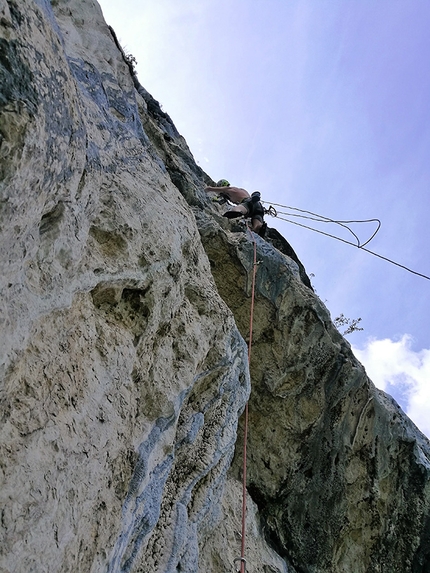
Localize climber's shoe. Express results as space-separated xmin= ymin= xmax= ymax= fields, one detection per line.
xmin=223 ymin=210 xmax=243 ymax=219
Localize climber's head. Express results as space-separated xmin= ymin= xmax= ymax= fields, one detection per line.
xmin=217 ymin=179 xmax=230 ymax=187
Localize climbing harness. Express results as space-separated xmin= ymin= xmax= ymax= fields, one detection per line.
xmin=234 ymin=227 xmax=258 ymax=573
xmin=223 ymin=194 xmax=266 ymax=231
xmin=262 ymin=200 xmax=430 ymax=281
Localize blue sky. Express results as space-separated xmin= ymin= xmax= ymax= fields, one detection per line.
xmin=97 ymin=0 xmax=430 ymax=436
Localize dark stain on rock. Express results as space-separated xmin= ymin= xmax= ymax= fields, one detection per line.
xmin=39 ymin=201 xmax=65 ymax=237
xmin=0 ymin=38 xmax=38 ymax=114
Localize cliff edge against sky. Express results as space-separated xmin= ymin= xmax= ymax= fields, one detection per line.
xmin=1 ymin=1 xmax=430 ymax=572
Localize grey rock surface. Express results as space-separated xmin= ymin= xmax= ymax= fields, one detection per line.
xmin=1 ymin=1 xmax=430 ymax=573
xmin=0 ymin=1 xmax=249 ymax=572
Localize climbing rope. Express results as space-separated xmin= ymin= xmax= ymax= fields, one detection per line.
xmin=262 ymin=201 xmax=430 ymax=281
xmin=235 ymin=227 xmax=258 ymax=573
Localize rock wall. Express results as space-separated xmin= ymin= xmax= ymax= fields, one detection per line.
xmin=199 ymin=221 xmax=430 ymax=573
xmin=1 ymin=1 xmax=429 ymax=573
xmin=0 ymin=1 xmax=249 ymax=571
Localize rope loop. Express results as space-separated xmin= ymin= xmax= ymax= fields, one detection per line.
xmin=260 ymin=199 xmax=429 ymax=280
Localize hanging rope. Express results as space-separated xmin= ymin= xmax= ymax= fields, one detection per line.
xmin=263 ymin=201 xmax=381 ymax=248
xmin=235 ymin=227 xmax=258 ymax=573
xmin=262 ymin=201 xmax=430 ymax=281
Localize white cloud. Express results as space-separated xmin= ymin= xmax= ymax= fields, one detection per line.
xmin=353 ymin=335 xmax=430 ymax=438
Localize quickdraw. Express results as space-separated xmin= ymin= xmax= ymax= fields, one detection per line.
xmin=264 ymin=205 xmax=277 ymax=217
xmin=234 ymin=557 xmax=247 ymax=572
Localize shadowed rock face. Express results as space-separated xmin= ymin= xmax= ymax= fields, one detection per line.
xmin=1 ymin=2 xmax=430 ymax=573
xmin=197 ymin=214 xmax=430 ymax=573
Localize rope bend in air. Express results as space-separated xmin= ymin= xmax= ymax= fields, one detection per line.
xmin=263 ymin=201 xmax=381 ymax=248
xmin=261 ymin=200 xmax=430 ymax=281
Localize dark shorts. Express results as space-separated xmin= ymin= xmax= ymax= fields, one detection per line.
xmin=245 ymin=199 xmax=264 ymax=223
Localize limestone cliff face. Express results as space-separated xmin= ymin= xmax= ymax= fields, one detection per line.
xmin=1 ymin=2 xmax=429 ymax=573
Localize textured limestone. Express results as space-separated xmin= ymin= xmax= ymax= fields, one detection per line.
xmin=199 ymin=476 xmax=290 ymax=573
xmin=0 ymin=1 xmax=249 ymax=572
xmin=1 ymin=1 xmax=430 ymax=573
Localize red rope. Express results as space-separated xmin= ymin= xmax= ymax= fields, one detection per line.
xmin=239 ymin=229 xmax=258 ymax=572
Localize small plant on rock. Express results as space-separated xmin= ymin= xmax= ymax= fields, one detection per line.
xmin=334 ymin=313 xmax=364 ymax=336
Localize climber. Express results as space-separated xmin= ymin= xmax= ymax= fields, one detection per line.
xmin=205 ymin=180 xmax=267 ymax=237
